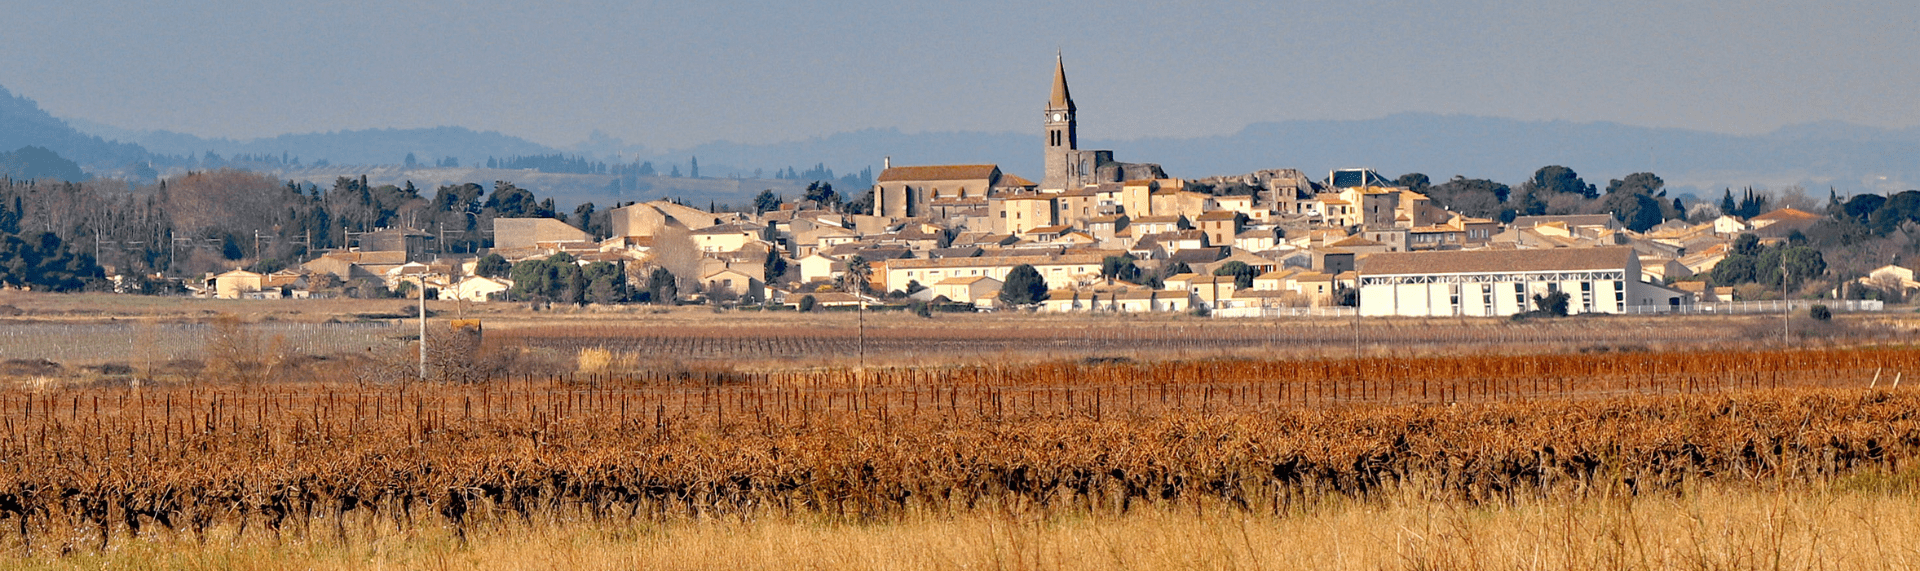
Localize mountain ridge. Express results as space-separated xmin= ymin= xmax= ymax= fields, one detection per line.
xmin=11 ymin=79 xmax=1919 ymax=198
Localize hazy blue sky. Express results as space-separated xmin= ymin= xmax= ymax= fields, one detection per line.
xmin=5 ymin=0 xmax=1918 ymax=151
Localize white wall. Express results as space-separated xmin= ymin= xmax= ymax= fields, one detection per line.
xmin=1360 ymin=275 xmax=1635 ymax=317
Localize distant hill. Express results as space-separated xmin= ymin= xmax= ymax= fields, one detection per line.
xmin=79 ymin=124 xmax=564 ymax=168
xmin=26 ymin=69 xmax=1920 ymax=200
xmin=641 ymin=115 xmax=1920 ymax=200
xmin=0 ymin=146 xmax=86 ymax=182
xmin=631 ymin=129 xmax=1029 ymax=182
xmin=0 ymin=86 xmax=151 ymax=175
xmin=271 ymin=165 xmax=814 ymax=211
xmin=1104 ymin=114 xmax=1920 ymax=199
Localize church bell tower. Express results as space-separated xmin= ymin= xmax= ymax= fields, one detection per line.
xmin=1042 ymin=53 xmax=1077 ymax=191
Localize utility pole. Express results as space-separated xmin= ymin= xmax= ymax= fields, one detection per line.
xmin=418 ymin=271 xmax=428 ymax=382
xmin=1352 ymin=270 xmax=1362 ymax=360
xmin=1782 ymin=253 xmax=1790 ymax=345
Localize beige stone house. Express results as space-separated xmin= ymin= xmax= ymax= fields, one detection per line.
xmin=931 ymin=276 xmax=1002 ymax=307
xmin=213 ymin=270 xmax=264 ymax=299
xmin=701 ymin=268 xmax=763 ymax=302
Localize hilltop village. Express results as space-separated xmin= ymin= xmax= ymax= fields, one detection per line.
xmin=202 ymin=58 xmax=1842 ymax=318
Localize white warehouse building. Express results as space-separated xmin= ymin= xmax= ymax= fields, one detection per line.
xmin=1356 ymin=246 xmax=1691 ymax=317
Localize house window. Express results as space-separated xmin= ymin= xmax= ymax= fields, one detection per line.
xmin=1615 ymin=280 xmax=1626 ymax=311
xmin=1514 ymin=283 xmax=1527 ymax=308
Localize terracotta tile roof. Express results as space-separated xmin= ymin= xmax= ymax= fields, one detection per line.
xmin=1106 ymin=289 xmax=1185 ymax=301
xmin=935 ymin=276 xmax=999 ymax=286
xmin=876 ymin=165 xmax=1000 ymax=183
xmin=929 ymin=246 xmax=983 ymax=258
xmin=1360 ymin=246 xmax=1635 ymax=276
xmin=691 ymin=223 xmax=762 ymax=235
xmin=1195 ymin=211 xmax=1240 ymax=221
xmin=1168 ymin=248 xmax=1226 ymax=264
xmin=1511 ymin=214 xmax=1614 ymax=228
xmin=883 ymin=251 xmax=1116 ymax=270
xmin=997 ymin=174 xmax=1037 ymax=187
xmin=1750 ymin=208 xmax=1820 ymax=222
xmin=1233 ymin=289 xmax=1296 ymax=299
xmin=1328 ymin=236 xmax=1383 ymax=247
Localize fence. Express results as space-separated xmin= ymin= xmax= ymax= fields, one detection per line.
xmin=1213 ymin=306 xmax=1358 ymax=318
xmin=1623 ymin=299 xmax=1884 ymax=315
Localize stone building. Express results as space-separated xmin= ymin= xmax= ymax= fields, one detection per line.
xmin=1356 ymin=246 xmax=1692 ymax=317
xmin=359 ymin=227 xmax=435 ymax=261
xmin=494 ymin=218 xmax=593 ymax=250
xmin=872 ymin=164 xmax=1004 ymax=219
xmin=1041 ymin=54 xmax=1167 ymax=192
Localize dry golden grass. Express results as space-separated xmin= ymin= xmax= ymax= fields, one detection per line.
xmin=3 ymin=369 xmax=1919 ymax=561
xmin=13 ymin=476 xmax=1920 ymax=571
xmin=8 ymin=293 xmax=1920 ymax=568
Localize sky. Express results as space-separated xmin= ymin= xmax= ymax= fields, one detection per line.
xmin=4 ymin=0 xmax=1919 ymax=151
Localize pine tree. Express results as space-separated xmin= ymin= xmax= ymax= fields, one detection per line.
xmin=998 ymin=264 xmax=1049 ymax=306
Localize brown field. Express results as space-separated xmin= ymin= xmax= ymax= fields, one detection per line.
xmin=5 ymin=290 xmax=1918 ymax=372
xmin=5 ymin=291 xmax=1920 ymax=569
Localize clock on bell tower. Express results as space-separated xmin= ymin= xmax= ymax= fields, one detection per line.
xmin=1042 ymin=53 xmax=1078 ymax=191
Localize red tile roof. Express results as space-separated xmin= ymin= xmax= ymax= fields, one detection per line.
xmin=1750 ymin=208 xmax=1820 ymax=222
xmin=998 ymin=174 xmax=1037 ymax=187
xmin=877 ymin=165 xmax=1000 ymax=183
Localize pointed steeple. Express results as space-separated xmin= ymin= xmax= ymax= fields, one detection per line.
xmin=1049 ymin=52 xmax=1075 ymax=112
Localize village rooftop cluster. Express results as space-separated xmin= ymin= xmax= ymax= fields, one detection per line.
xmin=203 ymin=57 xmax=1838 ymax=318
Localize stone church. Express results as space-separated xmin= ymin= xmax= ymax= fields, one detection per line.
xmin=872 ymin=54 xmax=1165 ymax=220
xmin=1040 ymin=54 xmax=1164 ymax=192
